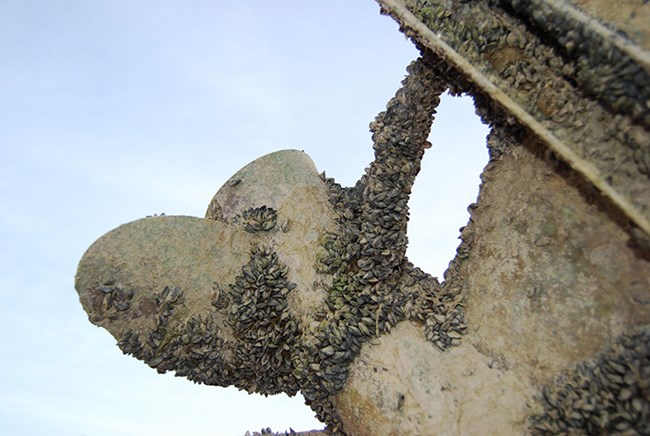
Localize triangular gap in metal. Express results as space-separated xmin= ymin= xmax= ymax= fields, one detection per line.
xmin=407 ymin=90 xmax=489 ymax=281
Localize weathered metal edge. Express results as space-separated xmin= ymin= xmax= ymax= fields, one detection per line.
xmin=376 ymin=0 xmax=650 ymax=237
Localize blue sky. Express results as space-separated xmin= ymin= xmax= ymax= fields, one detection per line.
xmin=0 ymin=1 xmax=488 ymax=434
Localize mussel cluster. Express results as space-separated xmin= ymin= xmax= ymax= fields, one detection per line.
xmin=292 ymin=58 xmax=470 ymax=434
xmin=530 ymin=328 xmax=650 ymax=435
xmin=116 ymin=241 xmax=302 ymax=396
xmin=405 ymin=0 xmax=649 ymax=217
xmin=116 ymin=285 xmax=234 ymax=386
xmin=95 ymin=280 xmax=134 ymax=315
xmin=225 ymin=245 xmax=301 ymax=395
xmin=240 ymin=206 xmax=279 ymax=233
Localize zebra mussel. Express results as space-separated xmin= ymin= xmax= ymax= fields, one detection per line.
xmin=240 ymin=206 xmax=278 ymax=233
xmin=243 ymin=428 xmax=297 ymax=436
xmin=116 ymin=284 xmax=234 ymax=386
xmin=225 ymin=244 xmax=301 ymax=396
xmin=292 ymin=57 xmax=472 ymax=434
xmin=95 ymin=280 xmax=134 ymax=314
xmin=529 ymin=328 xmax=650 ymax=434
xmin=404 ymin=0 xmax=649 ymax=225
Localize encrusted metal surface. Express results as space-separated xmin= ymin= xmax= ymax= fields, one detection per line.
xmin=377 ymin=0 xmax=650 ymax=237
xmin=74 ymin=2 xmax=649 ymax=434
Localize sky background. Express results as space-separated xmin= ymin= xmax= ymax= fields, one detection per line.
xmin=0 ymin=1 xmax=488 ymax=435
